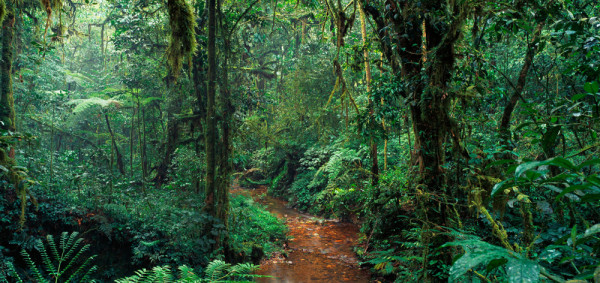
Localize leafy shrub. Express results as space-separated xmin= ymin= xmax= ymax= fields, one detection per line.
xmin=168 ymin=147 xmax=204 ymax=191
xmin=288 ymin=170 xmax=327 ymax=212
xmin=229 ymin=194 xmax=287 ymax=259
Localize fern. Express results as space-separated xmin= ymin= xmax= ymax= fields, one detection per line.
xmin=8 ymin=232 xmax=97 ymax=283
xmin=116 ymin=260 xmax=263 ymax=283
xmin=115 ymin=266 xmax=175 ymax=283
xmin=0 ymin=262 xmax=24 ymax=283
xmin=65 ymin=97 xmax=123 ymax=114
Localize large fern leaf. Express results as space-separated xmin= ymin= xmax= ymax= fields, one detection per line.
xmin=65 ymin=97 xmax=123 ymax=114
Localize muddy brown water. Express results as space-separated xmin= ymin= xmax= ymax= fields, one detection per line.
xmin=232 ymin=186 xmax=370 ymax=283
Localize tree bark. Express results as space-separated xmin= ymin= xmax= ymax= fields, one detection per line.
xmin=204 ymin=0 xmax=221 ymax=247
xmin=499 ymin=22 xmax=545 ymax=147
xmin=365 ymin=1 xmax=468 ymax=280
xmin=104 ymin=113 xmax=125 ymax=175
xmin=1 ymin=2 xmax=15 ymax=139
xmin=152 ymin=112 xmax=179 ymax=186
xmin=358 ymin=1 xmax=379 ymax=185
xmin=216 ymin=30 xmax=232 ymax=242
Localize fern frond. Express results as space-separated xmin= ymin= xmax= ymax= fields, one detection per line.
xmin=64 ymin=254 xmax=96 ymax=283
xmin=65 ymin=97 xmax=123 ymax=114
xmin=47 ymin=234 xmax=60 ymax=265
xmin=20 ymin=250 xmax=47 ymax=282
xmin=60 ymin=241 xmax=90 ymax=276
xmin=78 ymin=265 xmax=98 ymax=283
xmin=2 ymin=262 xmax=24 ymax=283
xmin=115 ymin=266 xmax=175 ymax=283
xmin=62 ymin=237 xmax=85 ymax=267
xmin=19 ymin=232 xmax=97 ymax=282
xmin=39 ymin=238 xmax=57 ymax=276
xmin=177 ymin=265 xmax=201 ymax=282
xmin=205 ymin=260 xmax=231 ymax=281
xmin=228 ymin=263 xmax=259 ymax=276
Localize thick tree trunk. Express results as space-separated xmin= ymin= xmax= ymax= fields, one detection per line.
xmin=204 ymin=0 xmax=222 ymax=248
xmin=192 ymin=10 xmax=207 ymax=193
xmin=363 ymin=1 xmax=467 ymax=280
xmin=1 ymin=3 xmax=15 ymax=139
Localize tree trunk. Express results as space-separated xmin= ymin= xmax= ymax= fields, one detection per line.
xmin=216 ymin=35 xmax=232 ymax=242
xmin=358 ymin=1 xmax=379 ymax=186
xmin=192 ymin=8 xmax=208 ymax=193
xmin=499 ymin=22 xmax=545 ymax=148
xmin=104 ymin=113 xmax=125 ymax=175
xmin=130 ymin=105 xmax=136 ymax=177
xmin=1 ymin=2 xmax=15 ymax=140
xmin=365 ymin=1 xmax=468 ymax=280
xmin=204 ymin=0 xmax=222 ymax=248
xmin=152 ymin=113 xmax=179 ymax=186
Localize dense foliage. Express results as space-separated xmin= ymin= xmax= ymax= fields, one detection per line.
xmin=1 ymin=0 xmax=599 ymax=282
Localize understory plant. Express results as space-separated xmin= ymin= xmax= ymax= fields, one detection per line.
xmin=1 ymin=232 xmax=97 ymax=283
xmin=115 ymin=260 xmax=263 ymax=283
xmin=449 ymin=156 xmax=600 ymax=282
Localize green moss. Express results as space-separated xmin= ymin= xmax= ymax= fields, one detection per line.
xmin=0 ymin=0 xmax=6 ymax=24
xmin=166 ymin=0 xmax=197 ymax=80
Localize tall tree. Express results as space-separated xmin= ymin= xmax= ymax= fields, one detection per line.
xmin=365 ymin=0 xmax=470 ymax=280
xmin=203 ymin=0 xmax=227 ymax=248
xmin=0 ymin=0 xmax=15 ymax=159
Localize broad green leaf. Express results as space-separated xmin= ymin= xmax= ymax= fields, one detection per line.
xmin=572 ymin=93 xmax=587 ymax=101
xmin=584 ymin=81 xmax=599 ymax=94
xmin=515 ymin=161 xmax=543 ymax=178
xmin=545 ymin=172 xmax=577 ymax=183
xmin=578 ymin=159 xmax=600 ymax=171
xmin=581 ymin=194 xmax=600 ymax=202
xmin=543 ymin=184 xmax=564 ymax=194
xmin=585 ymin=175 xmax=600 ymax=186
xmin=556 ymin=184 xmax=590 ymax=201
xmin=515 ymin=122 xmax=534 ymax=131
xmin=492 ymin=179 xmax=514 ymax=196
xmin=571 ymin=225 xmax=578 ymax=247
xmin=448 ymin=247 xmax=506 ymax=282
xmin=582 ymin=224 xmax=600 ymax=238
xmin=506 ymin=257 xmax=540 ymax=283
xmin=486 ymin=258 xmax=508 ymax=272
xmin=543 ymin=157 xmax=577 ymax=172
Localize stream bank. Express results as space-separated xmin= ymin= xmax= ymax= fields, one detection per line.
xmin=231 ymin=185 xmax=370 ymax=282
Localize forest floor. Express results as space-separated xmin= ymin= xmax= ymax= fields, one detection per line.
xmin=231 ymin=184 xmax=370 ymax=282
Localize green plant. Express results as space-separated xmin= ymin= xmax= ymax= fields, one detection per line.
xmin=115 ymin=260 xmax=263 ymax=283
xmin=4 ymin=232 xmax=97 ymax=283
xmin=229 ymin=194 xmax=287 ymax=258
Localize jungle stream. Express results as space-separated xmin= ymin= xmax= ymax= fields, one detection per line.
xmin=232 ymin=185 xmax=370 ymax=282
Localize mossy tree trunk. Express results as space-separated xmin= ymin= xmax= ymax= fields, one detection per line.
xmin=192 ymin=5 xmax=207 ymax=193
xmin=365 ymin=1 xmax=468 ymax=280
xmin=204 ymin=0 xmax=226 ymax=249
xmin=1 ymin=1 xmax=15 ymax=158
xmin=216 ymin=24 xmax=231 ymax=246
